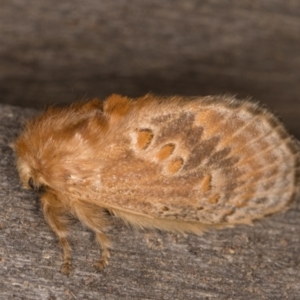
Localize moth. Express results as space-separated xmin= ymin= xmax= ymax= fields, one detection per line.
xmin=13 ymin=94 xmax=300 ymax=275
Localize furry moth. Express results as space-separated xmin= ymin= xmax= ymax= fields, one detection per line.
xmin=13 ymin=94 xmax=300 ymax=275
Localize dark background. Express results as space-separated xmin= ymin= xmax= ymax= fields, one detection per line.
xmin=0 ymin=0 xmax=299 ymax=136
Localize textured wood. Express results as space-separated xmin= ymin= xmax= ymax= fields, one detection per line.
xmin=1 ymin=104 xmax=300 ymax=299
xmin=0 ymin=0 xmax=300 ymax=136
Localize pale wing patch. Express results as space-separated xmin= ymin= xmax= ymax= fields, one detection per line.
xmin=156 ymin=143 xmax=176 ymax=161
xmin=166 ymin=157 xmax=184 ymax=174
xmin=136 ymin=129 xmax=154 ymax=149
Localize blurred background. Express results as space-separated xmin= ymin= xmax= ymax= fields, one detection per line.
xmin=0 ymin=0 xmax=299 ymax=135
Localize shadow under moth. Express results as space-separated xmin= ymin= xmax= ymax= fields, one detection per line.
xmin=13 ymin=94 xmax=300 ymax=275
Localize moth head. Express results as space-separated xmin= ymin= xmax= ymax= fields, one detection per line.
xmin=13 ymin=101 xmax=109 ymax=194
xmin=13 ymin=140 xmax=49 ymax=193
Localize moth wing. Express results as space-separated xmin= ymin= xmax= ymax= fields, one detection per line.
xmin=94 ymin=95 xmax=300 ymax=225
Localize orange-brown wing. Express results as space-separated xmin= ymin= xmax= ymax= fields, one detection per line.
xmin=89 ymin=95 xmax=300 ymax=225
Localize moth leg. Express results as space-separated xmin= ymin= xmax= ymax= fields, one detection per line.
xmin=41 ymin=191 xmax=72 ymax=276
xmin=73 ymin=202 xmax=112 ymax=271
xmin=93 ymin=231 xmax=111 ymax=270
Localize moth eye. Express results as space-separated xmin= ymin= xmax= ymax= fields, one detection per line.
xmin=27 ymin=177 xmax=47 ymax=193
xmin=37 ymin=184 xmax=47 ymax=194
xmin=28 ymin=177 xmax=34 ymax=190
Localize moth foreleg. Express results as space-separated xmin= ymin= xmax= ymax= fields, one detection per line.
xmin=41 ymin=191 xmax=72 ymax=275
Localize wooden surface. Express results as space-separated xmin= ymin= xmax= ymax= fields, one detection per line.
xmin=1 ymin=0 xmax=300 ymax=299
xmin=0 ymin=104 xmax=300 ymax=300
